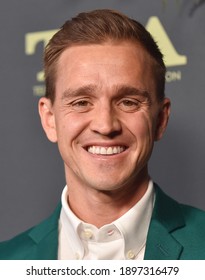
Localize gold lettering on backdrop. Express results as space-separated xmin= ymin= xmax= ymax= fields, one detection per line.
xmin=25 ymin=17 xmax=187 ymax=96
xmin=25 ymin=30 xmax=58 ymax=82
xmin=166 ymin=70 xmax=182 ymax=82
xmin=146 ymin=17 xmax=187 ymax=67
xmin=33 ymin=85 xmax=46 ymax=96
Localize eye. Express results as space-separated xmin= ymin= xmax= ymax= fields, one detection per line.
xmin=71 ymin=99 xmax=93 ymax=112
xmin=72 ymin=100 xmax=89 ymax=107
xmin=122 ymin=100 xmax=137 ymax=106
xmin=118 ymin=99 xmax=140 ymax=112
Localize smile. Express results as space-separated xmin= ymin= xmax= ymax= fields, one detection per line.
xmin=87 ymin=146 xmax=126 ymax=155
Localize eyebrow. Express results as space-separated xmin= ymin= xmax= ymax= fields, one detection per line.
xmin=114 ymin=85 xmax=152 ymax=102
xmin=61 ymin=84 xmax=152 ymax=103
xmin=61 ymin=85 xmax=97 ymax=101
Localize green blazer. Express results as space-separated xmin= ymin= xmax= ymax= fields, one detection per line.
xmin=1 ymin=184 xmax=205 ymax=260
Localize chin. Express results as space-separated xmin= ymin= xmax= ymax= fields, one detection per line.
xmin=87 ymin=177 xmax=129 ymax=192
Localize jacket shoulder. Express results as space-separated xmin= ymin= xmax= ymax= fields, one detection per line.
xmin=152 ymin=184 xmax=205 ymax=259
xmin=174 ymin=204 xmax=205 ymax=259
xmin=177 ymin=203 xmax=205 ymax=234
xmin=154 ymin=184 xmax=205 ymax=230
xmin=0 ymin=228 xmax=36 ymax=260
xmin=0 ymin=204 xmax=61 ymax=260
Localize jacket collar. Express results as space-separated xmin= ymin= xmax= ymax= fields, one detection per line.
xmin=144 ymin=184 xmax=185 ymax=260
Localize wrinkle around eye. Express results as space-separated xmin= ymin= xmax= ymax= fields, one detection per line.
xmin=117 ymin=97 xmax=152 ymax=113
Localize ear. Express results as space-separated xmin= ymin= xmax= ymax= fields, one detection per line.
xmin=38 ymin=97 xmax=57 ymax=143
xmin=155 ymin=98 xmax=171 ymax=141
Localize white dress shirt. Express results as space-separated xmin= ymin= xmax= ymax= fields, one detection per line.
xmin=58 ymin=180 xmax=155 ymax=260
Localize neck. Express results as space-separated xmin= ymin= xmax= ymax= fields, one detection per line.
xmin=66 ymin=171 xmax=150 ymax=228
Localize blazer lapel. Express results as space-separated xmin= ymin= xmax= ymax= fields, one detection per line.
xmin=144 ymin=185 xmax=185 ymax=260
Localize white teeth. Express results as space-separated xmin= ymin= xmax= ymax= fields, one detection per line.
xmin=107 ymin=147 xmax=113 ymax=155
xmin=87 ymin=146 xmax=125 ymax=155
xmin=101 ymin=147 xmax=107 ymax=155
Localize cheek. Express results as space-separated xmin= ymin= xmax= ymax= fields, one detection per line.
xmin=127 ymin=113 xmax=154 ymax=141
xmin=56 ymin=114 xmax=89 ymax=145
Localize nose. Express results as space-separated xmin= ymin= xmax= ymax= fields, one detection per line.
xmin=90 ymin=106 xmax=122 ymax=137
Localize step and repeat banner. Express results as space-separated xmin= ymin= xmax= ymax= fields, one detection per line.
xmin=0 ymin=0 xmax=205 ymax=241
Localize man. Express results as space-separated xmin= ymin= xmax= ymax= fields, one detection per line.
xmin=1 ymin=9 xmax=205 ymax=260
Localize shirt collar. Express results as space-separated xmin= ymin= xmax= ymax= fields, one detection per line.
xmin=60 ymin=180 xmax=155 ymax=259
xmin=60 ymin=188 xmax=84 ymax=258
xmin=114 ymin=180 xmax=155 ymax=258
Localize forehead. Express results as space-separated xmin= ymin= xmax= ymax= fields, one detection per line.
xmin=55 ymin=42 xmax=156 ymax=96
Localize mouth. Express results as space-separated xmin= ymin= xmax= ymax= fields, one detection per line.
xmin=85 ymin=145 xmax=127 ymax=155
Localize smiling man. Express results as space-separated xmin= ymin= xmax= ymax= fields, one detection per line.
xmin=1 ymin=9 xmax=205 ymax=260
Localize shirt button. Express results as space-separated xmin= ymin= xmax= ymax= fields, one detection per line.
xmin=127 ymin=250 xmax=136 ymax=259
xmin=83 ymin=229 xmax=93 ymax=239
